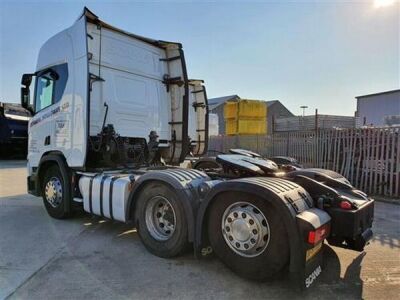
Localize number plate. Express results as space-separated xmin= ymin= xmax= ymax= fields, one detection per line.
xmin=306 ymin=242 xmax=322 ymax=261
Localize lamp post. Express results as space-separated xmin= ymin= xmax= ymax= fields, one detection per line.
xmin=300 ymin=106 xmax=308 ymax=117
xmin=300 ymin=106 xmax=308 ymax=131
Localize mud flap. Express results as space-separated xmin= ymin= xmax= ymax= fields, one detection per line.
xmin=303 ymin=245 xmax=324 ymax=288
xmin=292 ymin=208 xmax=331 ymax=289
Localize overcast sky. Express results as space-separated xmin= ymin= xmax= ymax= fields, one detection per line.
xmin=0 ymin=0 xmax=398 ymax=116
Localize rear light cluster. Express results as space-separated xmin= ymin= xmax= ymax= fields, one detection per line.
xmin=308 ymin=224 xmax=330 ymax=245
xmin=339 ymin=200 xmax=352 ymax=210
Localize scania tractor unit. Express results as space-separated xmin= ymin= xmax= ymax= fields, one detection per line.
xmin=21 ymin=8 xmax=374 ymax=289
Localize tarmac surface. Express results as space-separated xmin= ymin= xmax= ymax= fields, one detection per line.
xmin=0 ymin=160 xmax=399 ymax=299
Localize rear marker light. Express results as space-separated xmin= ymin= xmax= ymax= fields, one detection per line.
xmin=340 ymin=200 xmax=352 ymax=210
xmin=308 ymin=231 xmax=316 ymax=244
xmin=308 ymin=224 xmax=329 ymax=245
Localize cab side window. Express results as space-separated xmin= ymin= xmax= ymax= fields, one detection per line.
xmin=35 ymin=74 xmax=54 ymax=112
xmin=34 ymin=63 xmax=68 ymax=113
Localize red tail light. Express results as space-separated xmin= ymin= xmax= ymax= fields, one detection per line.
xmin=340 ymin=200 xmax=352 ymax=210
xmin=308 ymin=224 xmax=330 ymax=245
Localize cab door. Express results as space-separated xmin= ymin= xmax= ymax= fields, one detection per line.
xmin=27 ymin=71 xmax=56 ymax=166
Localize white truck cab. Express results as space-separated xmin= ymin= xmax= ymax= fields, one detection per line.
xmin=21 ymin=8 xmax=208 ymax=175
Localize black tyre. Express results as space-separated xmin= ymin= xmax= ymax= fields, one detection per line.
xmin=208 ymin=192 xmax=289 ymax=281
xmin=135 ymin=182 xmax=189 ymax=258
xmin=41 ymin=165 xmax=71 ymax=219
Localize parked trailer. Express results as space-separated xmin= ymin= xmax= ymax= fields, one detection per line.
xmin=21 ymin=8 xmax=373 ymax=289
xmin=0 ymin=102 xmax=31 ymax=157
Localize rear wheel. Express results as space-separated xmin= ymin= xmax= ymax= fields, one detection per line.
xmin=41 ymin=165 xmax=71 ymax=219
xmin=135 ymin=182 xmax=189 ymax=258
xmin=208 ymin=192 xmax=289 ymax=281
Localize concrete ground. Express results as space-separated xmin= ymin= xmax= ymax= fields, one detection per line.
xmin=0 ymin=160 xmax=399 ymax=300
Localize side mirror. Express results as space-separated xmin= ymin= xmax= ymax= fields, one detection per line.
xmin=21 ymin=73 xmax=34 ymax=114
xmin=21 ymin=73 xmax=33 ymax=86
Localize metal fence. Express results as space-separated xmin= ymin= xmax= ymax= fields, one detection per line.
xmin=209 ymin=127 xmax=400 ymax=198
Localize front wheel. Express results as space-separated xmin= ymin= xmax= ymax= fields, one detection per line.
xmin=208 ymin=192 xmax=290 ymax=281
xmin=41 ymin=165 xmax=72 ymax=219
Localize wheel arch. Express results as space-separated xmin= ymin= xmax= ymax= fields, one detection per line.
xmin=36 ymin=151 xmax=72 ymax=214
xmin=195 ymin=178 xmax=309 ymax=274
xmin=126 ymin=170 xmax=205 ymax=242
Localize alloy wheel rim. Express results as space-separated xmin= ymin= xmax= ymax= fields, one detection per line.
xmin=145 ymin=196 xmax=176 ymax=241
xmin=221 ymin=201 xmax=270 ymax=257
xmin=45 ymin=177 xmax=63 ymax=208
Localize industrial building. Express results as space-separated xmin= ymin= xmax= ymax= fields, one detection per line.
xmin=356 ymin=89 xmax=400 ymax=127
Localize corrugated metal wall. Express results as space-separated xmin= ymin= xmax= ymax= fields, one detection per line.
xmin=357 ymin=90 xmax=400 ymax=126
xmin=274 ymin=115 xmax=356 ymax=132
xmin=210 ymin=105 xmax=225 ymax=135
